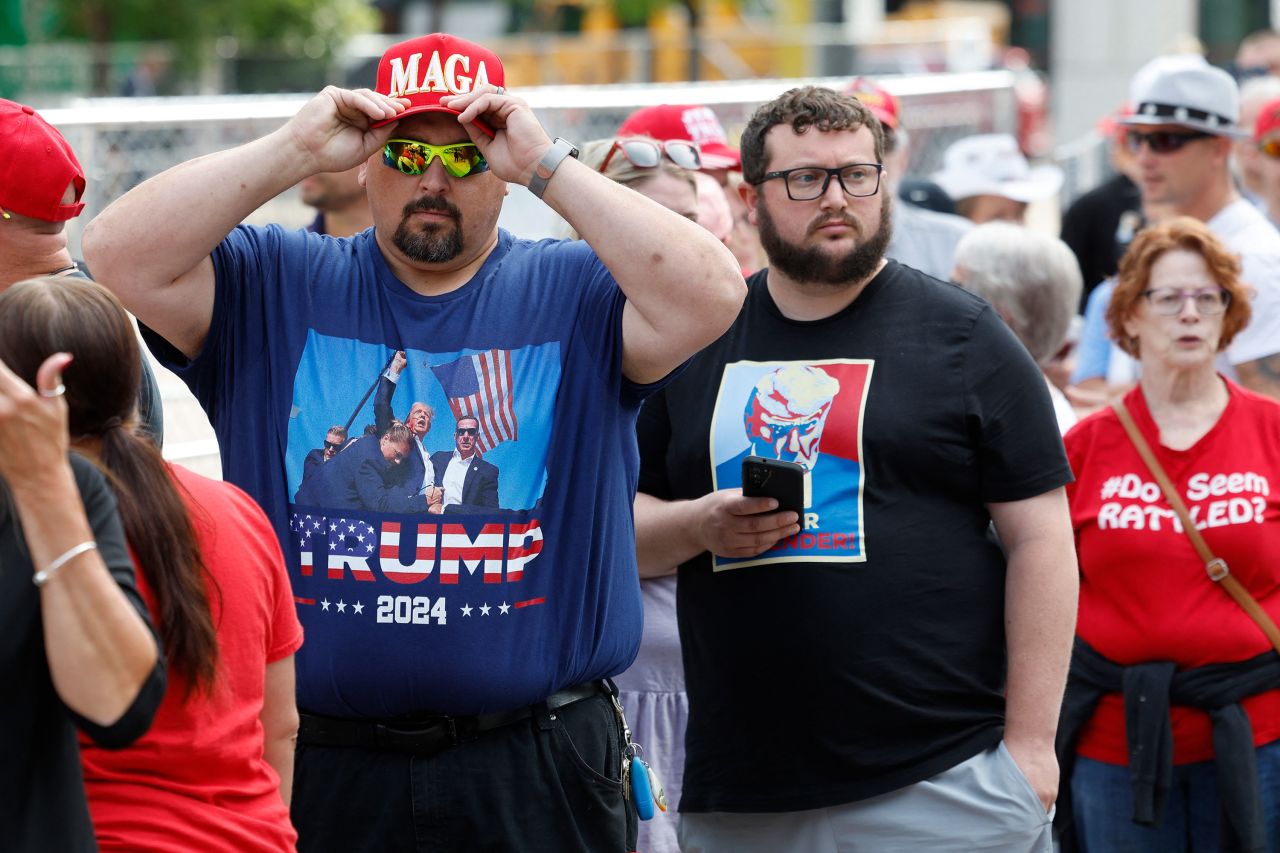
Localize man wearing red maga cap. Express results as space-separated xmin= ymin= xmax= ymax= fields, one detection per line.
xmin=0 ymin=98 xmax=165 ymax=444
xmin=84 ymin=32 xmax=745 ymax=852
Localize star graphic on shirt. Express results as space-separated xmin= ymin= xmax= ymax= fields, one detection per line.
xmin=320 ymin=598 xmax=330 ymax=611
xmin=461 ymin=604 xmax=473 ymax=617
xmin=352 ymin=601 xmax=364 ymax=615
xmin=336 ymin=599 xmax=347 ymax=613
xmin=329 ymin=522 xmax=337 ymax=532
xmin=479 ymin=603 xmax=491 ymax=616
xmin=498 ymin=602 xmax=511 ymax=615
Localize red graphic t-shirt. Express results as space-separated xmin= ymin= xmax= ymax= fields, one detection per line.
xmin=1065 ymin=380 xmax=1280 ymax=765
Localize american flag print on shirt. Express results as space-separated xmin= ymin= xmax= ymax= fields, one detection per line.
xmin=430 ymin=349 xmax=518 ymax=453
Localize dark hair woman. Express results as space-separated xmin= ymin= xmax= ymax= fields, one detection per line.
xmin=0 ymin=346 xmax=163 ymax=852
xmin=1060 ymin=217 xmax=1280 ymax=851
xmin=0 ymin=276 xmax=303 ymax=852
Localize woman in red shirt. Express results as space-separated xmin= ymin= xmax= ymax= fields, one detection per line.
xmin=1061 ymin=217 xmax=1280 ymax=851
xmin=0 ymin=276 xmax=303 ymax=852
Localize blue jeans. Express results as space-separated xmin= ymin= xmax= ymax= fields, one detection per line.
xmin=1071 ymin=739 xmax=1280 ymax=852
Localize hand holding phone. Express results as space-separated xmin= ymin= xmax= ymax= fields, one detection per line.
xmin=741 ymin=456 xmax=806 ymax=518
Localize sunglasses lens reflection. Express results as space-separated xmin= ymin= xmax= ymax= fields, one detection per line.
xmin=383 ymin=141 xmax=487 ymax=178
xmin=666 ymin=142 xmax=701 ymax=169
xmin=621 ymin=142 xmax=662 ymax=168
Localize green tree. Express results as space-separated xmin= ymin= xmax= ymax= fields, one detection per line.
xmin=47 ymin=0 xmax=373 ymax=46
xmin=43 ymin=0 xmax=375 ymax=92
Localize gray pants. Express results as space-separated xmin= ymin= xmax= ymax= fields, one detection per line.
xmin=679 ymin=742 xmax=1054 ymax=853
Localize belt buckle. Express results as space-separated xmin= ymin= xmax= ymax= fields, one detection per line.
xmin=376 ymin=717 xmax=457 ymax=756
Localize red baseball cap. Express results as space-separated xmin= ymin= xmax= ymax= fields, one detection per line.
xmin=0 ymin=99 xmax=85 ymax=222
xmin=1255 ymin=96 xmax=1280 ymax=141
xmin=373 ymin=33 xmax=504 ymax=137
xmin=843 ymin=77 xmax=899 ymax=132
xmin=618 ymin=104 xmax=740 ymax=171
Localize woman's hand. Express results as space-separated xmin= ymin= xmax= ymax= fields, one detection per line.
xmin=0 ymin=352 xmax=73 ymax=492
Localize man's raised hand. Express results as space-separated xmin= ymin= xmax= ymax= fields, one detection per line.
xmin=284 ymin=86 xmax=409 ymax=176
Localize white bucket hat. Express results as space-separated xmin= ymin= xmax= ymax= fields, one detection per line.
xmin=1120 ymin=54 xmax=1245 ymax=138
xmin=931 ymin=133 xmax=1063 ymax=204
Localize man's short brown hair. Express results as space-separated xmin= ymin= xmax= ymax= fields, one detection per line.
xmin=739 ymin=86 xmax=885 ymax=186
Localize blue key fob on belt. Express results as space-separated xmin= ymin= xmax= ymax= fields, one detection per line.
xmin=630 ymin=755 xmax=655 ymax=820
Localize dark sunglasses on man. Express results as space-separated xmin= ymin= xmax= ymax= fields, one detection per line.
xmin=456 ymin=427 xmax=479 ymax=436
xmin=598 ymin=138 xmax=701 ymax=174
xmin=1124 ymin=129 xmax=1215 ymax=155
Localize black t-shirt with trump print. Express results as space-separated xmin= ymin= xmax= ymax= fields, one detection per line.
xmin=637 ymin=262 xmax=1072 ymax=813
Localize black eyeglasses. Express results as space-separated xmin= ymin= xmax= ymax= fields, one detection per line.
xmin=456 ymin=427 xmax=479 ymax=436
xmin=323 ymin=441 xmax=343 ymax=452
xmin=754 ymin=164 xmax=883 ymax=201
xmin=1124 ymin=130 xmax=1214 ymax=155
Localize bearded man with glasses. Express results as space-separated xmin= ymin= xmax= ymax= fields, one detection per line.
xmin=1072 ymin=54 xmax=1280 ymax=403
xmin=82 ymin=30 xmax=744 ymax=853
xmin=634 ymin=85 xmax=1076 ymax=852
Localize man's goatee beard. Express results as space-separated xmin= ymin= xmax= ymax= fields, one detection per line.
xmin=394 ymin=196 xmax=465 ymax=263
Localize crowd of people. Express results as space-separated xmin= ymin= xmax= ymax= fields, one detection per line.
xmin=3 ymin=24 xmax=1280 ymax=853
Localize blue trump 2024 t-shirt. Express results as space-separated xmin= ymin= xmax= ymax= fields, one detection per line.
xmin=143 ymin=225 xmax=653 ymax=716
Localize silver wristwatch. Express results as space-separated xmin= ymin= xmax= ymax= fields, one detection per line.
xmin=528 ymin=137 xmax=579 ymax=200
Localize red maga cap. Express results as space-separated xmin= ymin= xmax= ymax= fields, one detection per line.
xmin=0 ymin=99 xmax=85 ymax=222
xmin=618 ymin=104 xmax=740 ymax=170
xmin=373 ymin=33 xmax=504 ymax=137
xmin=843 ymin=76 xmax=900 ymax=132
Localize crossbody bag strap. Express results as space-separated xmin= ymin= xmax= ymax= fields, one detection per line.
xmin=1112 ymin=398 xmax=1280 ymax=655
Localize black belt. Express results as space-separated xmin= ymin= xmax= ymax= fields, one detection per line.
xmin=298 ymin=682 xmax=606 ymax=757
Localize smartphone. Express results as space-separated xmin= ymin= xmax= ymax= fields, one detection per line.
xmin=741 ymin=456 xmax=806 ymax=517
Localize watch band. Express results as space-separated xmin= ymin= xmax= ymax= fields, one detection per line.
xmin=528 ymin=137 xmax=579 ymax=200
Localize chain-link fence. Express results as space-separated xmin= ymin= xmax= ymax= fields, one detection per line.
xmin=47 ymin=70 xmax=1018 ymax=253
xmin=38 ymin=71 xmax=1020 ymax=474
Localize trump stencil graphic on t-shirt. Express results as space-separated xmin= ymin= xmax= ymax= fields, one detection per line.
xmin=710 ymin=359 xmax=873 ymax=570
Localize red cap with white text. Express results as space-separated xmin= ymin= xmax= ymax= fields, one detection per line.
xmin=618 ymin=104 xmax=740 ymax=170
xmin=373 ymin=33 xmax=504 ymax=137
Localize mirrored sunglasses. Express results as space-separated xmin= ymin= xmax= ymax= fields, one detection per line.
xmin=1124 ymin=130 xmax=1214 ymax=155
xmin=382 ymin=139 xmax=489 ymax=178
xmin=1259 ymin=138 xmax=1280 ymax=159
xmin=598 ymin=138 xmax=701 ymax=174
